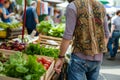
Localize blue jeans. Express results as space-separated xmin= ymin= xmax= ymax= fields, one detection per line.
xmin=67 ymin=54 xmax=101 ymax=80
xmin=108 ymin=31 xmax=120 ymax=57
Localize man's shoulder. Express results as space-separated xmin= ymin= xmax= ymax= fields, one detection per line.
xmin=67 ymin=2 xmax=76 ymax=10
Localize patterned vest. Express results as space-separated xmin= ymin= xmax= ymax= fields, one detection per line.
xmin=72 ymin=0 xmax=106 ymax=56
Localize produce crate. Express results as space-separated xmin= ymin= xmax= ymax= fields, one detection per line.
xmin=0 ymin=49 xmax=18 ymax=57
xmin=36 ymin=34 xmax=62 ymax=48
xmin=0 ymin=76 xmax=21 ymax=80
xmin=36 ymin=55 xmax=55 ymax=80
xmin=7 ymin=27 xmax=22 ymax=39
xmin=0 ymin=75 xmax=45 ymax=80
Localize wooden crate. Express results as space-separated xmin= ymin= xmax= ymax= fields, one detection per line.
xmin=0 ymin=49 xmax=18 ymax=57
xmin=7 ymin=28 xmax=22 ymax=39
xmin=36 ymin=55 xmax=55 ymax=80
xmin=36 ymin=34 xmax=62 ymax=48
xmin=0 ymin=75 xmax=45 ymax=80
xmin=0 ymin=76 xmax=21 ymax=80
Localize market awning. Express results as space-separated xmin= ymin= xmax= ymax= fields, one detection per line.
xmin=104 ymin=5 xmax=112 ymax=8
xmin=44 ymin=0 xmax=63 ymax=4
xmin=99 ymin=0 xmax=109 ymax=5
xmin=57 ymin=1 xmax=69 ymax=7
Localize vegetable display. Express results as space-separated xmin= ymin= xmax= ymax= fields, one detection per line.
xmin=0 ymin=22 xmax=22 ymax=30
xmin=24 ymin=43 xmax=59 ymax=58
xmin=0 ymin=41 xmax=26 ymax=51
xmin=36 ymin=21 xmax=53 ymax=35
xmin=0 ymin=52 xmax=46 ymax=80
xmin=36 ymin=21 xmax=65 ymax=38
xmin=37 ymin=57 xmax=52 ymax=70
xmin=48 ymin=23 xmax=65 ymax=38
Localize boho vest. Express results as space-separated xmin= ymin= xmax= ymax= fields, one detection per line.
xmin=72 ymin=0 xmax=106 ymax=56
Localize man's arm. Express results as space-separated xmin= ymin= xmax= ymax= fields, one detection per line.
xmin=54 ymin=3 xmax=76 ymax=74
xmin=32 ymin=8 xmax=39 ymax=24
xmin=2 ymin=8 xmax=14 ymax=19
xmin=110 ymin=25 xmax=115 ymax=38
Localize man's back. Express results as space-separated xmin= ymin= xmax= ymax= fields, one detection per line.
xmin=25 ymin=7 xmax=37 ymax=30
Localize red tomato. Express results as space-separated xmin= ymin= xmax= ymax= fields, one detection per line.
xmin=44 ymin=64 xmax=50 ymax=70
xmin=45 ymin=60 xmax=52 ymax=66
xmin=37 ymin=58 xmax=42 ymax=63
xmin=42 ymin=58 xmax=52 ymax=65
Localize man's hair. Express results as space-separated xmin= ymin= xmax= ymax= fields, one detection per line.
xmin=4 ymin=0 xmax=10 ymax=4
xmin=67 ymin=0 xmax=75 ymax=3
xmin=116 ymin=10 xmax=120 ymax=15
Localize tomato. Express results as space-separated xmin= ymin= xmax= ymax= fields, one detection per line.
xmin=41 ymin=58 xmax=47 ymax=64
xmin=37 ymin=58 xmax=42 ymax=63
xmin=44 ymin=64 xmax=49 ymax=70
xmin=41 ymin=58 xmax=52 ymax=65
xmin=45 ymin=60 xmax=52 ymax=66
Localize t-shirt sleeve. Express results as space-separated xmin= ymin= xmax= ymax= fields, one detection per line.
xmin=2 ymin=8 xmax=6 ymax=14
xmin=111 ymin=18 xmax=116 ymax=25
xmin=63 ymin=3 xmax=77 ymax=40
xmin=32 ymin=8 xmax=38 ymax=19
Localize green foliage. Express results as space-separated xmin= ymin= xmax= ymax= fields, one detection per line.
xmin=36 ymin=21 xmax=53 ymax=35
xmin=48 ymin=23 xmax=65 ymax=38
xmin=1 ymin=52 xmax=46 ymax=80
xmin=25 ymin=43 xmax=60 ymax=58
xmin=0 ymin=22 xmax=22 ymax=29
xmin=16 ymin=0 xmax=23 ymax=5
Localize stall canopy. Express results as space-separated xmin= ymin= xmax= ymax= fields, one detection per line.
xmin=44 ymin=0 xmax=63 ymax=4
xmin=57 ymin=1 xmax=68 ymax=7
xmin=104 ymin=5 xmax=112 ymax=8
xmin=99 ymin=0 xmax=109 ymax=4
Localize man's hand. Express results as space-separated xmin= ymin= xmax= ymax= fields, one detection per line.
xmin=109 ymin=33 xmax=112 ymax=38
xmin=54 ymin=58 xmax=64 ymax=74
xmin=10 ymin=13 xmax=15 ymax=16
xmin=0 ymin=9 xmax=2 ymax=13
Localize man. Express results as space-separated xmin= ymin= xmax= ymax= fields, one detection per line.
xmin=54 ymin=0 xmax=109 ymax=80
xmin=107 ymin=10 xmax=120 ymax=60
xmin=24 ymin=1 xmax=39 ymax=35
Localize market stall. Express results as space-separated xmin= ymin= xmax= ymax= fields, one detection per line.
xmin=0 ymin=0 xmax=67 ymax=80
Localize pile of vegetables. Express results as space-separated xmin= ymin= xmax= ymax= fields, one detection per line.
xmin=36 ymin=21 xmax=53 ymax=35
xmin=0 ymin=52 xmax=46 ymax=80
xmin=0 ymin=22 xmax=22 ymax=30
xmin=24 ymin=43 xmax=59 ymax=58
xmin=0 ymin=22 xmax=9 ymax=29
xmin=48 ymin=23 xmax=65 ymax=38
xmin=37 ymin=57 xmax=52 ymax=70
xmin=36 ymin=21 xmax=65 ymax=38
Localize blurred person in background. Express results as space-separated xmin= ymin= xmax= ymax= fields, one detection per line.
xmin=23 ymin=1 xmax=39 ymax=35
xmin=0 ymin=0 xmax=4 ymax=17
xmin=1 ymin=0 xmax=14 ymax=23
xmin=107 ymin=10 xmax=120 ymax=60
xmin=8 ymin=0 xmax=16 ymax=13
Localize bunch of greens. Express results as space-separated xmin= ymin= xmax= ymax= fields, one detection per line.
xmin=0 ymin=62 xmax=5 ymax=75
xmin=9 ymin=22 xmax=22 ymax=29
xmin=0 ymin=22 xmax=9 ymax=29
xmin=2 ymin=52 xmax=46 ymax=80
xmin=25 ymin=43 xmax=60 ymax=58
xmin=48 ymin=23 xmax=65 ymax=38
xmin=36 ymin=21 xmax=53 ymax=35
xmin=0 ymin=22 xmax=22 ymax=29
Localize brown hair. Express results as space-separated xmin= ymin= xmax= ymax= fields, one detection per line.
xmin=116 ymin=10 xmax=120 ymax=15
xmin=67 ymin=0 xmax=75 ymax=3
xmin=4 ymin=0 xmax=10 ymax=4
